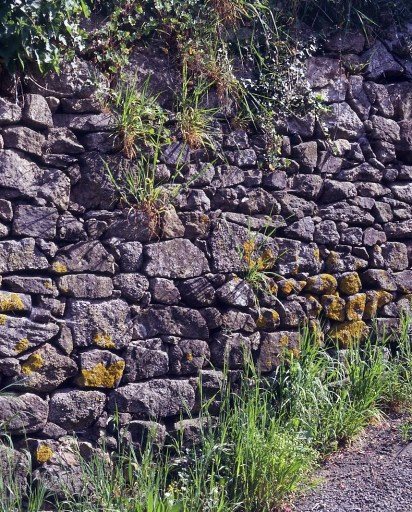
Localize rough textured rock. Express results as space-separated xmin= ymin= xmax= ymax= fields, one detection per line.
xmin=123 ymin=339 xmax=168 ymax=382
xmin=76 ymin=349 xmax=125 ymax=388
xmin=0 ymin=393 xmax=48 ymax=433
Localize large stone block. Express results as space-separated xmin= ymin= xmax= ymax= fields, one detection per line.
xmin=0 ymin=393 xmax=48 ymax=434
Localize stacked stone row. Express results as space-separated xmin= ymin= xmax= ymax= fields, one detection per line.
xmin=0 ymin=28 xmax=411 ymax=480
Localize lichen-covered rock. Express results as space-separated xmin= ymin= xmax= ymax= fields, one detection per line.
xmin=76 ymin=349 xmax=125 ymax=388
xmin=0 ymin=393 xmax=48 ymax=434
xmin=66 ymin=299 xmax=132 ymax=349
xmin=117 ymin=241 xmax=143 ymax=271
xmin=361 ymin=269 xmax=397 ymax=291
xmin=211 ymin=332 xmax=260 ymax=369
xmin=13 ymin=205 xmax=58 ymax=239
xmin=0 ymin=444 xmax=30 ymax=496
xmin=304 ymin=274 xmax=337 ymax=295
xmin=144 ymin=239 xmax=209 ymax=278
xmin=133 ymin=306 xmax=208 ymax=339
xmin=123 ymin=339 xmax=168 ymax=382
xmin=364 ymin=41 xmax=404 ymax=80
xmin=322 ymin=102 xmax=363 ymax=139
xmin=364 ymin=290 xmax=394 ymax=319
xmin=0 ymin=238 xmax=48 ymax=273
xmin=339 ymin=272 xmax=362 ymax=295
xmin=48 ymin=389 xmax=106 ymax=431
xmin=57 ymin=274 xmax=113 ymax=298
xmin=0 ymin=291 xmax=31 ymax=313
xmin=52 ymin=241 xmax=115 ymax=275
xmin=257 ymin=331 xmax=299 ymax=372
xmin=169 ymin=339 xmax=210 ymax=375
xmin=0 ymin=315 xmax=59 ymax=357
xmin=16 ymin=344 xmax=77 ymax=392
xmin=346 ymin=293 xmax=366 ymax=321
xmin=321 ymin=295 xmax=346 ymax=321
xmin=328 ymin=320 xmax=369 ymax=347
xmin=109 ymin=379 xmax=195 ymax=418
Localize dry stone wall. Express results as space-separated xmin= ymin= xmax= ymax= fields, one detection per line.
xmin=0 ymin=29 xmax=412 ymax=476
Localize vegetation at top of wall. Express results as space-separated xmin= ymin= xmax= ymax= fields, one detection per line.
xmin=2 ymin=317 xmax=412 ymax=512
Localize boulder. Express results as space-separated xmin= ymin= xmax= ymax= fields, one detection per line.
xmin=76 ymin=349 xmax=125 ymax=388
xmin=52 ymin=241 xmax=115 ymax=274
xmin=57 ymin=274 xmax=114 ymax=298
xmin=12 ymin=205 xmax=58 ymax=239
xmin=123 ymin=339 xmax=168 ymax=382
xmin=22 ymin=93 xmax=53 ymax=128
xmin=0 ymin=393 xmax=48 ymax=433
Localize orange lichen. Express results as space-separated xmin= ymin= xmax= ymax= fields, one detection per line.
xmin=36 ymin=445 xmax=54 ymax=463
xmin=328 ymin=321 xmax=369 ymax=348
xmin=52 ymin=261 xmax=68 ymax=273
xmin=346 ymin=293 xmax=366 ymax=321
xmin=0 ymin=314 xmax=7 ymax=326
xmin=77 ymin=361 xmax=125 ymax=388
xmin=21 ymin=353 xmax=44 ymax=375
xmin=93 ymin=332 xmax=116 ymax=349
xmin=339 ymin=273 xmax=362 ymax=295
xmin=305 ymin=274 xmax=337 ymax=295
xmin=321 ymin=295 xmax=345 ymax=321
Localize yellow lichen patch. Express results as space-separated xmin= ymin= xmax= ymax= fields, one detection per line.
xmin=44 ymin=281 xmax=53 ymax=290
xmin=304 ymin=274 xmax=337 ymax=295
xmin=364 ymin=290 xmax=393 ymax=319
xmin=0 ymin=314 xmax=7 ymax=326
xmin=279 ymin=334 xmax=290 ymax=347
xmin=0 ymin=293 xmax=25 ymax=312
xmin=77 ymin=361 xmax=125 ymax=388
xmin=36 ymin=444 xmax=54 ymax=464
xmin=328 ymin=321 xmax=369 ymax=348
xmin=256 ymin=310 xmax=280 ymax=329
xmin=185 ymin=352 xmax=194 ymax=362
xmin=346 ymin=293 xmax=366 ymax=321
xmin=21 ymin=353 xmax=44 ymax=375
xmin=52 ymin=261 xmax=68 ymax=273
xmin=93 ymin=332 xmax=116 ymax=349
xmin=15 ymin=338 xmax=30 ymax=355
xmin=278 ymin=279 xmax=295 ymax=296
xmin=339 ymin=273 xmax=362 ymax=295
xmin=304 ymin=294 xmax=323 ymax=317
xmin=321 ymin=295 xmax=345 ymax=321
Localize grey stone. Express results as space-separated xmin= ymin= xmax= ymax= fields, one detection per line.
xmin=81 ymin=131 xmax=120 ymax=152
xmin=292 ymin=141 xmax=318 ymax=170
xmin=161 ymin=142 xmax=190 ymax=165
xmin=150 ymin=278 xmax=181 ymax=305
xmin=0 ymin=444 xmax=30 ymax=495
xmin=238 ymin=188 xmax=280 ymax=215
xmin=227 ymin=148 xmax=257 ymax=167
xmin=44 ymin=128 xmax=84 ymax=154
xmin=52 ymin=241 xmax=115 ymax=274
xmin=2 ymin=126 xmax=45 ymax=156
xmin=337 ymin=163 xmax=383 ymax=182
xmin=391 ymin=184 xmax=412 ymax=205
xmin=221 ymin=309 xmax=256 ymax=332
xmin=0 ymin=393 xmax=48 ymax=434
xmin=144 ymin=239 xmax=209 ymax=278
xmin=278 ymin=301 xmax=306 ymax=328
xmin=15 ymin=344 xmax=77 ymax=392
xmin=133 ymin=306 xmax=208 ymax=339
xmin=385 ymin=220 xmax=412 ymax=240
xmin=364 ymin=41 xmax=404 ymax=79
xmin=258 ymin=331 xmax=299 ymax=372
xmin=380 ymin=242 xmax=409 ymax=271
xmin=105 ymin=211 xmax=156 ymax=242
xmin=113 ymin=274 xmax=149 ymax=301
xmin=169 ymin=338 xmax=210 ymax=375
xmin=53 ymin=113 xmax=115 ymax=132
xmin=262 ymin=170 xmax=287 ymax=190
xmin=321 ymin=180 xmax=357 ymax=203
xmin=275 ymin=239 xmax=322 ymax=275
xmin=49 ymin=389 xmax=106 ymax=431
xmin=77 ymin=349 xmax=125 ymax=388
xmin=66 ymin=299 xmax=132 ymax=349
xmin=0 ymin=238 xmax=48 ymax=273
xmin=117 ymin=241 xmax=143 ymax=271
xmin=161 ymin=207 xmax=185 ymax=238
xmin=216 ymin=278 xmax=255 ymax=307
xmin=363 ymin=82 xmax=394 ymax=117
xmin=284 ymin=217 xmax=315 ymax=242
xmin=123 ymin=339 xmax=168 ymax=382
xmin=318 ymin=202 xmax=374 ymax=225
xmin=314 ymin=220 xmax=340 ymax=245
xmin=13 ymin=205 xmax=58 ymax=239
xmin=22 ymin=94 xmax=53 ymax=128
xmin=179 ymin=277 xmax=215 ymax=306
xmin=366 ymin=115 xmax=400 ymax=143
xmin=394 ymin=270 xmax=412 ymax=293
xmin=211 ymin=332 xmax=260 ymax=369
xmin=0 ymin=199 xmax=12 ymax=222
xmin=57 ymin=212 xmax=86 ymax=242
xmin=57 ymin=274 xmax=114 ymax=298
xmin=213 ymin=165 xmax=244 ymax=187
xmin=361 ymin=269 xmax=397 ymax=291
xmin=277 ymin=193 xmax=316 ymax=220
xmin=363 ymin=227 xmax=386 ymax=246
xmin=0 ymin=316 xmax=60 ymax=357
xmin=223 ymin=130 xmax=249 ymax=149
xmin=60 ymin=97 xmax=102 ymax=114
xmin=286 ymin=113 xmax=315 ymax=138
xmin=109 ymin=379 xmax=195 ymax=418
xmin=323 ymin=102 xmax=363 ymax=139
xmin=292 ymin=174 xmax=323 ymax=199
xmin=127 ymin=420 xmax=167 ymax=448
xmin=0 ymin=97 xmax=22 ymax=125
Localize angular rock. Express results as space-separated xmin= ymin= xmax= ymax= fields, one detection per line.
xmin=216 ymin=278 xmax=254 ymax=307
xmin=284 ymin=217 xmax=315 ymax=242
xmin=339 ymin=272 xmax=362 ymax=295
xmin=364 ymin=41 xmax=404 ymax=80
xmin=144 ymin=239 xmax=209 ymax=278
xmin=66 ymin=299 xmax=132 ymax=349
xmin=134 ymin=306 xmax=208 ymax=339
xmin=292 ymin=174 xmax=323 ymax=199
xmin=16 ymin=344 xmax=77 ymax=392
xmin=318 ymin=202 xmax=374 ymax=225
xmin=178 ymin=277 xmax=215 ymax=307
xmin=304 ymin=274 xmax=338 ymax=294
xmin=117 ymin=241 xmax=143 ymax=272
xmin=211 ymin=332 xmax=260 ymax=369
xmin=346 ymin=293 xmax=366 ymax=321
xmin=0 ymin=291 xmax=31 ymax=313
xmin=49 ymin=389 xmax=106 ymax=431
xmin=361 ymin=269 xmax=397 ymax=291
xmin=113 ymin=274 xmax=149 ymax=302
xmin=57 ymin=274 xmax=113 ymax=299
xmin=123 ymin=339 xmax=168 ymax=382
xmin=169 ymin=338 xmax=210 ymax=375
xmin=44 ymin=128 xmax=84 ymax=154
xmin=76 ymin=350 xmax=125 ymax=388
xmin=257 ymin=331 xmax=299 ymax=372
xmin=22 ymin=94 xmax=53 ymax=128
xmin=2 ymin=126 xmax=45 ymax=156
xmin=2 ymin=276 xmax=57 ymax=296
xmin=109 ymin=379 xmax=195 ymax=418
xmin=149 ymin=278 xmax=181 ymax=305
xmin=321 ymin=295 xmax=345 ymax=321
xmin=292 ymin=141 xmax=318 ymax=170
xmin=52 ymin=241 xmax=115 ymax=274
xmin=0 ymin=393 xmax=48 ymax=434
xmin=0 ymin=97 xmax=22 ymax=125
xmin=320 ymin=180 xmax=357 ymax=203
xmin=12 ymin=205 xmax=58 ymax=239
xmin=394 ymin=270 xmax=412 ymax=293
xmin=385 ymin=220 xmax=412 ymax=240
xmin=322 ymin=102 xmax=363 ymax=139
xmin=314 ymin=220 xmax=340 ymax=245
xmin=0 ymin=238 xmax=48 ymax=273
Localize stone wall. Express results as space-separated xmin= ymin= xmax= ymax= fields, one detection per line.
xmin=0 ymin=28 xmax=412 ymax=476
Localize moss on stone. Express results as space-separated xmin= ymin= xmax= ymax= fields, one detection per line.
xmin=346 ymin=293 xmax=366 ymax=321
xmin=15 ymin=338 xmax=30 ymax=354
xmin=321 ymin=294 xmax=345 ymax=321
xmin=93 ymin=332 xmax=116 ymax=349
xmin=339 ymin=273 xmax=362 ymax=295
xmin=21 ymin=353 xmax=44 ymax=375
xmin=328 ymin=320 xmax=369 ymax=348
xmin=36 ymin=444 xmax=54 ymax=464
xmin=0 ymin=293 xmax=25 ymax=312
xmin=77 ymin=361 xmax=125 ymax=388
xmin=305 ymin=274 xmax=337 ymax=295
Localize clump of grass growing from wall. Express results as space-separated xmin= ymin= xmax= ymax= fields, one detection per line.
xmin=3 ymin=316 xmax=411 ymax=512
